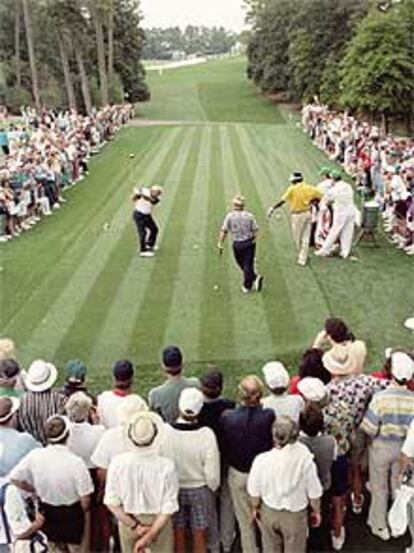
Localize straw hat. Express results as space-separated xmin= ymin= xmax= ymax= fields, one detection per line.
xmin=322 ymin=341 xmax=367 ymax=376
xmin=26 ymin=360 xmax=58 ymax=392
xmin=125 ymin=411 xmax=164 ymax=453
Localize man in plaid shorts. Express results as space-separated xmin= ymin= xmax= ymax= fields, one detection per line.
xmin=162 ymin=388 xmax=220 ymax=552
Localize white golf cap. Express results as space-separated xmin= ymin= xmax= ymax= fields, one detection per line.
xmin=26 ymin=360 xmax=58 ymax=392
xmin=179 ymin=388 xmax=204 ymax=416
xmin=297 ymin=377 xmax=327 ymax=402
xmin=391 ymin=352 xmax=414 ymax=381
xmin=262 ymin=361 xmax=289 ymax=389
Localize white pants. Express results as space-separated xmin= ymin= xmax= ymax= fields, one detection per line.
xmin=319 ymin=209 xmax=355 ymax=258
xmin=291 ymin=211 xmax=311 ymax=264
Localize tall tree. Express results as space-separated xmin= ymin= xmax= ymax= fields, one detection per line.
xmin=14 ymin=0 xmax=21 ymax=87
xmin=21 ymin=0 xmax=41 ymax=109
xmin=107 ymin=0 xmax=115 ymax=95
xmin=89 ymin=0 xmax=109 ymax=105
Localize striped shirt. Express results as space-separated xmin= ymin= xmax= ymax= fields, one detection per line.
xmin=16 ymin=390 xmax=66 ymax=445
xmin=360 ymin=384 xmax=414 ymax=442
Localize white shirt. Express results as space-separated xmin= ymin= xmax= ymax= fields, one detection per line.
xmin=134 ymin=188 xmax=154 ymax=215
xmin=402 ymin=420 xmax=414 ymax=458
xmin=0 ymin=481 xmax=33 ymax=546
xmin=390 ymin=175 xmax=409 ymax=202
xmin=9 ymin=445 xmax=94 ymax=506
xmin=326 ymin=180 xmax=355 ymax=212
xmin=247 ymin=442 xmax=322 ymax=512
xmin=162 ymin=423 xmax=220 ymax=491
xmin=97 ymin=391 xmax=146 ymax=429
xmin=104 ymin=451 xmax=178 ymax=515
xmin=262 ymin=394 xmax=305 ymax=423
xmin=67 ymin=422 xmax=105 ymax=469
xmin=91 ymin=426 xmax=125 ymax=469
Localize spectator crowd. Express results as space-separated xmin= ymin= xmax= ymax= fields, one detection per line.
xmin=0 ymin=104 xmax=133 ymax=242
xmin=1 ymin=318 xmax=414 ymax=553
xmin=302 ymin=102 xmax=414 ymax=256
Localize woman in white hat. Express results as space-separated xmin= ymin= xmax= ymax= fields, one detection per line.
xmin=218 ymin=194 xmax=263 ymax=293
xmin=16 ymin=360 xmax=65 ymax=445
xmin=104 ymin=411 xmax=178 ymax=553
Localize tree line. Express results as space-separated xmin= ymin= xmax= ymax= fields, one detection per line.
xmin=143 ymin=26 xmax=239 ymax=60
xmin=0 ymin=0 xmax=148 ymax=114
xmin=246 ymin=0 xmax=414 ymax=131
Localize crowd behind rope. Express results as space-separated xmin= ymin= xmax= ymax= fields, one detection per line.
xmin=0 ymin=322 xmax=414 ymax=553
xmin=302 ymin=103 xmax=414 ymax=256
xmin=0 ymin=104 xmax=134 ymax=242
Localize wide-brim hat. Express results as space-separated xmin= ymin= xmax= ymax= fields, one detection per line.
xmin=289 ymin=172 xmax=303 ymax=183
xmin=26 ymin=359 xmax=58 ymax=392
xmin=0 ymin=396 xmax=20 ymax=423
xmin=125 ymin=411 xmax=165 ymax=453
xmin=322 ymin=341 xmax=366 ymax=376
xmin=232 ymin=194 xmax=246 ymax=208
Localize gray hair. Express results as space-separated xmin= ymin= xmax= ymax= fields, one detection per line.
xmin=272 ymin=416 xmax=299 ymax=448
xmin=65 ymin=391 xmax=92 ymax=422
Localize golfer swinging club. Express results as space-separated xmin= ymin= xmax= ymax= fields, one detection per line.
xmin=218 ymin=194 xmax=263 ymax=293
xmin=132 ymin=185 xmax=163 ymax=257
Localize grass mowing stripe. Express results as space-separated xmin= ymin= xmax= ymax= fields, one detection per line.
xmin=18 ymin=129 xmax=183 ymax=365
xmin=86 ymin=130 xmax=192 ymax=368
xmin=199 ymin=126 xmax=235 ymax=361
xmin=127 ymin=127 xmax=203 ymax=363
xmin=219 ymin=125 xmax=275 ymax=360
xmin=240 ymin=124 xmax=330 ymax=348
xmin=162 ymin=127 xmax=212 ymax=359
xmin=1 ymin=128 xmax=165 ymax=338
xmin=229 ymin=124 xmax=304 ymax=351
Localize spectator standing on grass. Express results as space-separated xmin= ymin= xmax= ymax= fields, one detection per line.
xmin=0 ymin=397 xmax=40 ymax=477
xmin=247 ymin=416 xmax=323 ymax=553
xmin=218 ymin=194 xmax=263 ymax=293
xmin=162 ymin=388 xmax=220 ymax=553
xmin=60 ymin=359 xmax=92 ymax=400
xmin=97 ymin=360 xmax=142 ymax=429
xmin=261 ymin=361 xmax=304 ymax=423
xmin=0 ymin=359 xmax=23 ymax=398
xmin=10 ymin=415 xmax=94 ymax=552
xmin=148 ymin=346 xmax=199 ymax=424
xmin=198 ymin=370 xmax=236 ymax=553
xmin=104 ymin=411 xmax=178 ymax=553
xmin=360 ymin=351 xmax=414 ymax=541
xmin=132 ymin=185 xmax=163 ymax=257
xmin=16 ymin=360 xmax=65 ymax=445
xmin=268 ymin=172 xmax=322 ymax=266
xmin=219 ymin=376 xmax=275 ymax=553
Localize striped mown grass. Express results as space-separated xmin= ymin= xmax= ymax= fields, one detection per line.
xmin=1 ymin=57 xmax=413 ymax=397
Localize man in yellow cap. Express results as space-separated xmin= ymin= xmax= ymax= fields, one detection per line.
xmin=218 ymin=195 xmax=263 ymax=293
xmin=268 ymin=172 xmax=322 ymax=266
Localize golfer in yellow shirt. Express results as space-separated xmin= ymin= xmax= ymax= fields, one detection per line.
xmin=268 ymin=172 xmax=322 ymax=266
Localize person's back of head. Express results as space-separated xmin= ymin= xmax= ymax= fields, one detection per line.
xmin=45 ymin=415 xmax=70 ymax=445
xmin=65 ymin=391 xmax=92 ymax=423
xmin=0 ymin=358 xmax=21 ymax=388
xmin=262 ymin=361 xmax=289 ymax=396
xmin=200 ymin=369 xmax=223 ymax=399
xmin=299 ymin=403 xmax=324 ymax=437
xmin=113 ymin=359 xmax=134 ymax=390
xmin=325 ymin=318 xmax=353 ymax=344
xmin=178 ymin=388 xmax=204 ymax=423
xmin=162 ymin=345 xmax=183 ymax=377
xmin=238 ymin=375 xmax=263 ymax=407
xmin=273 ymin=416 xmax=299 ymax=448
xmin=299 ymin=348 xmax=331 ymax=384
xmin=390 ymin=351 xmax=414 ymax=387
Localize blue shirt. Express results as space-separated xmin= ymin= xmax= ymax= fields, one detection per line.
xmin=0 ymin=427 xmax=40 ymax=477
xmin=219 ymin=405 xmax=275 ymax=472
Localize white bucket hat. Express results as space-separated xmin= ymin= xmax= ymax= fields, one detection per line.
xmin=297 ymin=377 xmax=327 ymax=403
xmin=26 ymin=360 xmax=58 ymax=392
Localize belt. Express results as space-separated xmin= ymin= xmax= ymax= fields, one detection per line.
xmin=291 ymin=209 xmax=310 ymax=214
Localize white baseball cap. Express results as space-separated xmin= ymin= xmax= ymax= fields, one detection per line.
xmin=179 ymin=388 xmax=204 ymax=416
xmin=297 ymin=377 xmax=327 ymax=402
xmin=262 ymin=362 xmax=289 ymax=389
xmin=391 ymin=352 xmax=414 ymax=382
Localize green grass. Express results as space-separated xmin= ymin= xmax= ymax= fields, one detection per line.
xmin=1 ymin=56 xmax=413 ymax=398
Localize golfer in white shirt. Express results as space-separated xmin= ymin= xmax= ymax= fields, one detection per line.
xmin=132 ymin=185 xmax=163 ymax=258
xmin=315 ymin=169 xmax=356 ymax=259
